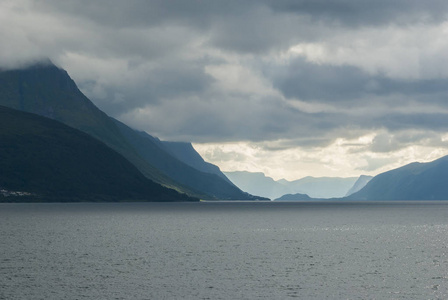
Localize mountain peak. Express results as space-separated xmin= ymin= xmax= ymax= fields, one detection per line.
xmin=23 ymin=58 xmax=56 ymax=69
xmin=0 ymin=63 xmax=261 ymax=200
xmin=0 ymin=61 xmax=92 ymax=122
xmin=0 ymin=57 xmax=58 ymax=72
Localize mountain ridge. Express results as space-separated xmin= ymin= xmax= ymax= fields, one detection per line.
xmin=0 ymin=105 xmax=196 ymax=202
xmin=225 ymin=171 xmax=358 ymax=199
xmin=113 ymin=119 xmax=259 ymax=200
xmin=0 ymin=61 xmax=260 ymax=200
xmin=347 ymin=156 xmax=448 ymax=200
xmin=161 ymin=141 xmax=233 ymax=184
xmin=345 ymin=175 xmax=373 ymax=196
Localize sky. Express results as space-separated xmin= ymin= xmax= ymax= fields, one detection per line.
xmin=2 ymin=0 xmax=448 ymax=180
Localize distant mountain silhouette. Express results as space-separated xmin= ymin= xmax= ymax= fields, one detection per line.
xmin=225 ymin=171 xmax=357 ymax=199
xmin=0 ymin=61 xmax=259 ymax=200
xmin=0 ymin=105 xmax=195 ymax=202
xmin=274 ymin=193 xmax=312 ymax=201
xmin=345 ymin=175 xmax=373 ymax=196
xmin=280 ymin=176 xmax=358 ymax=199
xmin=348 ymin=156 xmax=448 ymax=200
xmin=224 ymin=171 xmax=291 ymax=200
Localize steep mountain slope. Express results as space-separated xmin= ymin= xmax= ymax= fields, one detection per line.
xmin=345 ymin=175 xmax=373 ymax=196
xmin=348 ymin=156 xmax=448 ymax=200
xmin=0 ymin=105 xmax=195 ymax=202
xmin=0 ymin=61 xmax=172 ymax=186
xmin=161 ymin=141 xmax=232 ymax=184
xmin=0 ymin=61 xmax=259 ymax=200
xmin=113 ymin=120 xmax=259 ymax=200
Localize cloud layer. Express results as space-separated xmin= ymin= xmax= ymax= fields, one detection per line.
xmin=2 ymin=0 xmax=448 ymax=178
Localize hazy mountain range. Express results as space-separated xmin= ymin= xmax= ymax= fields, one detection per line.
xmin=225 ymin=171 xmax=359 ymax=199
xmin=0 ymin=61 xmax=265 ymax=201
xmin=1 ymin=60 xmax=448 ymax=202
xmin=270 ymin=156 xmax=448 ymax=201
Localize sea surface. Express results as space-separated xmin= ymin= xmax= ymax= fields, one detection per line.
xmin=1 ymin=201 xmax=448 ymax=300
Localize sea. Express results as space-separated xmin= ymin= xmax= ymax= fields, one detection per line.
xmin=1 ymin=201 xmax=448 ymax=300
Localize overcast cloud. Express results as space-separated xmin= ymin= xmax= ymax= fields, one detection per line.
xmin=2 ymin=0 xmax=448 ymax=179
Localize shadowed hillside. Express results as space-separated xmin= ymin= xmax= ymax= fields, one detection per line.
xmin=0 ymin=105 xmax=196 ymax=202
xmin=348 ymin=156 xmax=448 ymax=200
xmin=0 ymin=61 xmax=261 ymax=200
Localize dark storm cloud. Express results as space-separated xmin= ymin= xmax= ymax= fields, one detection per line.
xmin=6 ymin=0 xmax=448 ymax=67
xmin=34 ymin=0 xmax=302 ymax=54
xmin=37 ymin=0 xmax=448 ymax=27
xmin=3 ymin=0 xmax=448 ymax=152
xmin=268 ymin=56 xmax=448 ymax=105
xmin=121 ymin=89 xmax=369 ymax=146
xmin=268 ymin=58 xmax=370 ymax=102
xmin=368 ymin=131 xmax=447 ymax=153
xmin=34 ymin=0 xmax=448 ymax=56
xmin=377 ymin=112 xmax=448 ymax=132
xmin=148 ymin=63 xmax=214 ymax=99
xmin=268 ymin=0 xmax=448 ymax=26
xmin=35 ymin=0 xmax=246 ymax=29
xmin=74 ymin=59 xmax=214 ymax=117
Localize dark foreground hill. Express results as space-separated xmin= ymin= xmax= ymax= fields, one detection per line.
xmin=0 ymin=61 xmax=259 ymax=200
xmin=0 ymin=105 xmax=196 ymax=202
xmin=348 ymin=156 xmax=448 ymax=200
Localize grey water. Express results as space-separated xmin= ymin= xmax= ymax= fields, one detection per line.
xmin=1 ymin=201 xmax=448 ymax=300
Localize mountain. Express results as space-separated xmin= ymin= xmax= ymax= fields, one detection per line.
xmin=345 ymin=175 xmax=373 ymax=196
xmin=225 ymin=171 xmax=358 ymax=199
xmin=112 ymin=119 xmax=233 ymax=184
xmin=280 ymin=176 xmax=358 ymax=199
xmin=113 ymin=120 xmax=261 ymax=200
xmin=161 ymin=141 xmax=233 ymax=184
xmin=0 ymin=61 xmax=259 ymax=200
xmin=0 ymin=60 xmax=171 ymax=185
xmin=224 ymin=171 xmax=292 ymax=200
xmin=347 ymin=156 xmax=448 ymax=200
xmin=0 ymin=105 xmax=195 ymax=202
xmin=275 ymin=193 xmax=312 ymax=201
